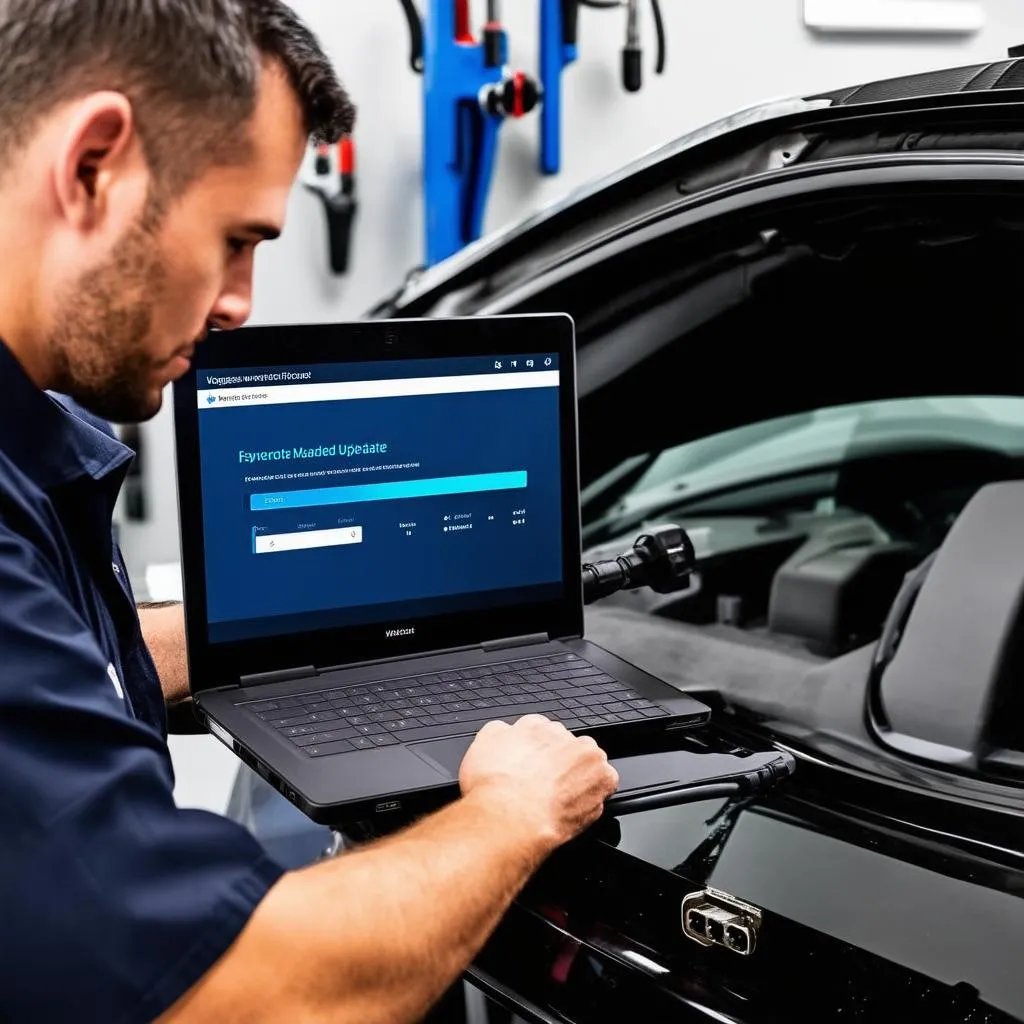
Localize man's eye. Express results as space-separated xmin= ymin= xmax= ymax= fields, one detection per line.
xmin=227 ymin=238 xmax=248 ymax=256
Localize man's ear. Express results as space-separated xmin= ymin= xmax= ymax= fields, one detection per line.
xmin=52 ymin=92 xmax=142 ymax=232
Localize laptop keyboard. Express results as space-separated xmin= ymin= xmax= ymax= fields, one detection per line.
xmin=237 ymin=653 xmax=669 ymax=757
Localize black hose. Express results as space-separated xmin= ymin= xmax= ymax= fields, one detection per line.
xmin=397 ymin=0 xmax=424 ymax=73
xmin=651 ymin=0 xmax=665 ymax=74
xmin=579 ymin=0 xmax=668 ymax=84
xmin=607 ymin=782 xmax=743 ymax=816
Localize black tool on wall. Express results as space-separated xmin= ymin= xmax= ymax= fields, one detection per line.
xmin=305 ymin=135 xmax=358 ymax=275
xmin=578 ymin=0 xmax=666 ymax=93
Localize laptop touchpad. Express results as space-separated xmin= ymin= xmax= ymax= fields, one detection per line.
xmin=410 ymin=736 xmax=476 ymax=778
xmin=410 ymin=737 xmax=678 ymax=796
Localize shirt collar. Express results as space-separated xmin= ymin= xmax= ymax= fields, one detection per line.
xmin=0 ymin=338 xmax=134 ymax=492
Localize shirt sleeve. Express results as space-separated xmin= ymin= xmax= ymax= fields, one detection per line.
xmin=0 ymin=526 xmax=285 ymax=1024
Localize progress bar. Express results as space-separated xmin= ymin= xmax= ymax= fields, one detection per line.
xmin=250 ymin=470 xmax=527 ymax=512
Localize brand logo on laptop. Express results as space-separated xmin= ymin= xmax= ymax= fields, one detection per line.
xmin=385 ymin=626 xmax=416 ymax=638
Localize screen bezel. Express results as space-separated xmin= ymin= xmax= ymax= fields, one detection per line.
xmin=173 ymin=313 xmax=583 ymax=694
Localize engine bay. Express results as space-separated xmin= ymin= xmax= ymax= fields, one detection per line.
xmin=576 ymin=193 xmax=1024 ymax=671
xmin=585 ymin=443 xmax=1024 ymax=662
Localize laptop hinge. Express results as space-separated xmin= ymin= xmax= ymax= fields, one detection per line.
xmin=481 ymin=632 xmax=551 ymax=652
xmin=317 ymin=633 xmax=553 ymax=676
xmin=239 ymin=665 xmax=317 ymax=687
xmin=319 ymin=643 xmax=479 ymax=675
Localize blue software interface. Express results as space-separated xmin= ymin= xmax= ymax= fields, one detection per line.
xmin=196 ymin=353 xmax=564 ymax=644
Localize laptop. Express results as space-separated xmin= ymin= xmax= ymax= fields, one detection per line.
xmin=173 ymin=314 xmax=711 ymax=826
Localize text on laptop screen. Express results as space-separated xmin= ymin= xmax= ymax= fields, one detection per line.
xmin=195 ymin=354 xmax=563 ymax=644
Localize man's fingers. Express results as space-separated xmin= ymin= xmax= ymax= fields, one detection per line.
xmin=514 ymin=713 xmax=565 ymax=732
xmin=476 ymin=719 xmax=511 ymax=737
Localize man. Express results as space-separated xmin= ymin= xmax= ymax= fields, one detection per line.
xmin=0 ymin=3 xmax=620 ymax=1021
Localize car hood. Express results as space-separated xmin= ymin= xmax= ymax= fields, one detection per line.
xmin=372 ymin=95 xmax=831 ymax=312
xmin=372 ymin=52 xmax=1024 ymax=322
xmin=372 ymin=54 xmax=1024 ymax=484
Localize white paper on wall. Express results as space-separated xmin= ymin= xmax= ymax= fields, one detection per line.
xmin=804 ymin=0 xmax=985 ymax=35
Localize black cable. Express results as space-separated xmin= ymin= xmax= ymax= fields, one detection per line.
xmin=608 ymin=751 xmax=796 ymax=817
xmin=650 ymin=0 xmax=665 ymax=74
xmin=397 ymin=0 xmax=424 ymax=73
xmin=483 ymin=0 xmax=503 ymax=67
xmin=607 ymin=782 xmax=742 ymax=815
xmin=579 ymin=0 xmax=668 ymax=81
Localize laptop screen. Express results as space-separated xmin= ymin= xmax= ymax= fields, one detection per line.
xmin=194 ymin=351 xmax=564 ymax=646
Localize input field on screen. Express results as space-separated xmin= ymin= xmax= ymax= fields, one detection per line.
xmin=253 ymin=526 xmax=363 ymax=554
xmin=249 ymin=470 xmax=528 ymax=512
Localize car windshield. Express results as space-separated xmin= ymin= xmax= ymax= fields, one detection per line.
xmin=585 ymin=396 xmax=1024 ymax=540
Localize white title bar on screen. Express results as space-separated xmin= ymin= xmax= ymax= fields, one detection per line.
xmin=198 ymin=370 xmax=559 ymax=409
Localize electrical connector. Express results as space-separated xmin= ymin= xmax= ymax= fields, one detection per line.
xmin=682 ymin=888 xmax=763 ymax=956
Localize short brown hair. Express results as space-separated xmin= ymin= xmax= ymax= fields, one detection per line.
xmin=0 ymin=0 xmax=355 ymax=191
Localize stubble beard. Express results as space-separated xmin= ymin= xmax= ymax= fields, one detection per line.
xmin=49 ymin=208 xmax=170 ymax=425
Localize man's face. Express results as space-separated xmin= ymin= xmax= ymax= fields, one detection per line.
xmin=48 ymin=63 xmax=307 ymax=423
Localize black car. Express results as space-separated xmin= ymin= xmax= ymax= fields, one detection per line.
xmin=230 ymin=53 xmax=1024 ymax=1023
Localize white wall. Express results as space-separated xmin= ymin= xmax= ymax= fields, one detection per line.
xmin=142 ymin=0 xmax=1024 ymax=809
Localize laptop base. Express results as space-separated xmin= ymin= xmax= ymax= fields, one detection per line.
xmin=199 ymin=637 xmax=710 ymax=826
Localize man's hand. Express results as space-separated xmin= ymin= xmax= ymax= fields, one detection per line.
xmin=459 ymin=715 xmax=620 ymax=850
xmin=162 ymin=715 xmax=620 ymax=1024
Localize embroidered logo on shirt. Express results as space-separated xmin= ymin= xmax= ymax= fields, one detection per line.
xmin=107 ymin=663 xmax=124 ymax=700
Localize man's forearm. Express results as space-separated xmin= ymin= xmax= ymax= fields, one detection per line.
xmin=161 ymin=788 xmax=554 ymax=1024
xmin=138 ymin=602 xmax=190 ymax=705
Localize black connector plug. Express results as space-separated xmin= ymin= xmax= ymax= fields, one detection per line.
xmin=562 ymin=0 xmax=580 ymax=45
xmin=622 ymin=0 xmax=642 ymax=91
xmin=622 ymin=47 xmax=642 ymax=92
xmin=483 ymin=23 xmax=503 ymax=67
xmin=582 ymin=523 xmax=696 ymax=605
xmin=739 ymin=752 xmax=797 ymax=794
xmin=305 ymin=137 xmax=358 ymax=275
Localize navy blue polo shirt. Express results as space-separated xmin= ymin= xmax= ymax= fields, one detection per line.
xmin=0 ymin=340 xmax=284 ymax=1022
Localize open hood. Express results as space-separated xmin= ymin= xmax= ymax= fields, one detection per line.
xmin=372 ymin=51 xmax=1024 ymax=321
xmin=372 ymin=53 xmax=1024 ymax=484
xmin=563 ymin=177 xmax=1024 ymax=485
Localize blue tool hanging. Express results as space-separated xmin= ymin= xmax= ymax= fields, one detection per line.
xmin=542 ymin=0 xmax=666 ymax=174
xmin=400 ymin=0 xmax=540 ymax=267
xmin=538 ymin=0 xmax=578 ymax=176
xmin=399 ymin=0 xmax=667 ymax=268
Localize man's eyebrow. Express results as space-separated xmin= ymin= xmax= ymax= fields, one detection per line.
xmin=243 ymin=223 xmax=282 ymax=241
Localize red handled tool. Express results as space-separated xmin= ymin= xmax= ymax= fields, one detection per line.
xmin=305 ymin=135 xmax=358 ymax=275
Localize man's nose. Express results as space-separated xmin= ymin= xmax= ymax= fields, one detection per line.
xmin=209 ymin=281 xmax=253 ymax=331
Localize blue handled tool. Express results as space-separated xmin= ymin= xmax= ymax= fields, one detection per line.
xmin=402 ymin=0 xmax=540 ymax=267
xmin=539 ymin=0 xmax=579 ymax=175
xmin=397 ymin=0 xmax=666 ymax=266
xmin=539 ymin=0 xmax=666 ymax=172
